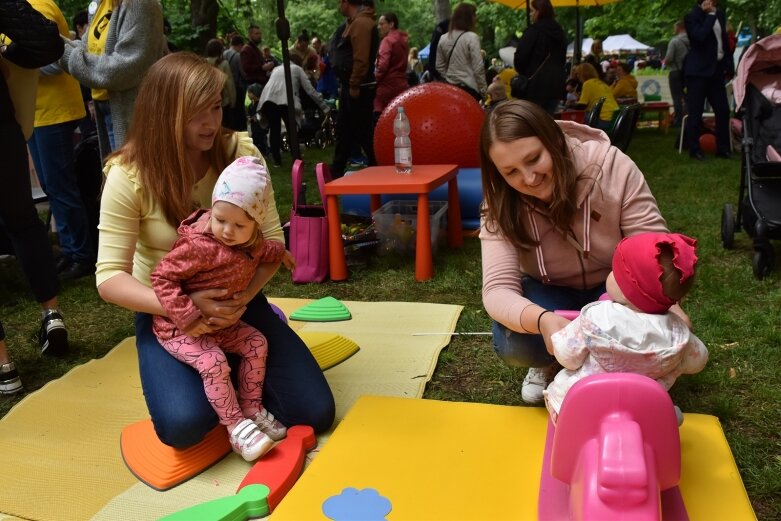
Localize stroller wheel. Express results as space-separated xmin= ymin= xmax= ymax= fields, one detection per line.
xmin=721 ymin=203 xmax=736 ymax=249
xmin=752 ymin=246 xmax=774 ymax=280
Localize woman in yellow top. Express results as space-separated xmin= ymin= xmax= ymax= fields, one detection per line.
xmin=611 ymin=62 xmax=638 ymax=101
xmin=575 ymin=62 xmax=619 ymax=131
xmin=96 ymin=52 xmax=334 ymax=447
xmin=28 ymin=0 xmax=94 ymax=281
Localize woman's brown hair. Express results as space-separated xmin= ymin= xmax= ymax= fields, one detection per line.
xmin=531 ymin=0 xmax=555 ymax=20
xmin=449 ymin=2 xmax=477 ymax=33
xmin=112 ymin=52 xmax=233 ymax=228
xmin=479 ymin=100 xmax=579 ymax=250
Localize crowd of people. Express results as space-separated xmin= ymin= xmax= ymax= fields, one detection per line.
xmin=2 ymin=0 xmax=745 ymax=463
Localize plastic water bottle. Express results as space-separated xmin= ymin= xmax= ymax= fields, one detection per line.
xmin=393 ymin=106 xmax=413 ymax=174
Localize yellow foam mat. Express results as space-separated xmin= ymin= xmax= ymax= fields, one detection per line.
xmin=272 ymin=396 xmax=756 ymax=520
xmin=0 ymin=299 xmax=462 ymax=521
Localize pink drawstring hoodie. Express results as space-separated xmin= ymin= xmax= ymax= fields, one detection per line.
xmin=480 ymin=120 xmax=668 ymax=332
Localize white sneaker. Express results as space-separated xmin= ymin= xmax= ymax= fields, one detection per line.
xmin=521 ymin=365 xmax=557 ymax=404
xmin=229 ymin=418 xmax=274 ymax=462
xmin=0 ymin=362 xmax=23 ymax=395
xmin=252 ymin=407 xmax=287 ymax=441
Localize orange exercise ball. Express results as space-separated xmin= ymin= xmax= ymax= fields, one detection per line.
xmin=699 ymin=133 xmax=717 ymax=154
xmin=373 ymin=83 xmax=485 ymax=168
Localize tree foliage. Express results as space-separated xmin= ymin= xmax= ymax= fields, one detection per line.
xmin=54 ymin=0 xmax=777 ymax=58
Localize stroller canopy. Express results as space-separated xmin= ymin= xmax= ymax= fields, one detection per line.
xmin=733 ymin=33 xmax=781 ymax=110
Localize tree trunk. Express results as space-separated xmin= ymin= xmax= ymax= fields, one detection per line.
xmin=433 ymin=0 xmax=451 ymax=24
xmin=190 ymin=0 xmax=219 ymax=53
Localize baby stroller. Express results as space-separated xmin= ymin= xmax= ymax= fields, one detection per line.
xmin=721 ymin=34 xmax=781 ymax=279
xmin=283 ymin=90 xmax=334 ymax=150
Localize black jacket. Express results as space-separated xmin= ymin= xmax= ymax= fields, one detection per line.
xmin=513 ymin=17 xmax=567 ymax=104
xmin=1 ymin=0 xmax=64 ymax=128
xmin=683 ymin=5 xmax=733 ymax=78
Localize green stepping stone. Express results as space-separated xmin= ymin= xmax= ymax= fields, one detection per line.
xmin=290 ymin=297 xmax=352 ymax=322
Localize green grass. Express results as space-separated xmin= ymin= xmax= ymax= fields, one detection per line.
xmin=1 ymin=130 xmax=779 ymax=518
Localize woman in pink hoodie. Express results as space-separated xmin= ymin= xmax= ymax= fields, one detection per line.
xmin=478 ymin=100 xmax=692 ymax=406
xmin=373 ymin=12 xmax=409 ymax=117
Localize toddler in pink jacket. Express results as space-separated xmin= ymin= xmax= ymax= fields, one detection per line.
xmin=544 ymin=232 xmax=708 ymax=424
xmin=150 ymin=156 xmax=294 ymax=461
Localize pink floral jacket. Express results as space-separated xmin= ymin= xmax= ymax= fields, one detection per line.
xmin=150 ymin=209 xmax=285 ymax=340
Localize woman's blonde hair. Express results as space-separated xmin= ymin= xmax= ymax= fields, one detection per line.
xmin=479 ymin=100 xmax=579 ymax=250
xmin=576 ymin=62 xmax=599 ymax=82
xmin=112 ymin=52 xmax=233 ymax=228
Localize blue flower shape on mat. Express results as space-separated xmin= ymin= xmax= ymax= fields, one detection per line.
xmin=322 ymin=487 xmax=392 ymax=520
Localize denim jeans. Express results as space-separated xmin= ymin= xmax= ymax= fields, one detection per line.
xmin=93 ymin=99 xmax=115 ymax=159
xmin=491 ymin=277 xmax=606 ymax=369
xmin=135 ymin=293 xmax=335 ymax=448
xmin=0 ymin=121 xmax=59 ymax=302
xmin=28 ymin=120 xmax=95 ymax=263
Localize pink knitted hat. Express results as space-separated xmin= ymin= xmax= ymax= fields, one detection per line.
xmin=612 ymin=232 xmax=698 ymax=314
xmin=211 ymin=156 xmax=271 ymax=226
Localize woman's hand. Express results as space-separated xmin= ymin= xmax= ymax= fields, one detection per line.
xmin=183 ymin=318 xmax=212 ymax=338
xmin=280 ymin=250 xmax=296 ymax=271
xmin=189 ymin=288 xmax=246 ymax=329
xmin=669 ymin=303 xmax=693 ymax=330
xmin=539 ymin=311 xmax=571 ymax=355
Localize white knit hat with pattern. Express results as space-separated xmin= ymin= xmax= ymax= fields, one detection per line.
xmin=211 ymin=156 xmax=271 ymax=226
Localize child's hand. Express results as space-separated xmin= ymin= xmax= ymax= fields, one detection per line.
xmin=184 ymin=319 xmax=212 ymax=338
xmin=281 ymin=250 xmax=296 ymax=270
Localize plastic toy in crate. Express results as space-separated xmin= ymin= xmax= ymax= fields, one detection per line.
xmin=341 ymin=214 xmax=378 ymax=267
xmin=372 ymin=200 xmax=448 ymax=255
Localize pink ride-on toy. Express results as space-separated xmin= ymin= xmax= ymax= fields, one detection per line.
xmin=538 ymin=373 xmax=688 ymax=521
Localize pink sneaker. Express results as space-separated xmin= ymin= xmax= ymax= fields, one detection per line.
xmin=229 ymin=418 xmax=273 ymax=462
xmin=252 ymin=408 xmax=287 ymax=441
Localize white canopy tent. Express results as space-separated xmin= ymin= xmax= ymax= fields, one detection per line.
xmin=566 ymin=34 xmax=653 ymax=56
xmin=603 ymin=34 xmax=653 ymax=53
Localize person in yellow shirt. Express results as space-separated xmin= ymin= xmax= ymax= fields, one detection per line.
xmin=575 ymin=62 xmax=619 ymax=131
xmin=27 ymin=0 xmax=95 ymax=280
xmin=611 ymin=62 xmax=638 ymax=101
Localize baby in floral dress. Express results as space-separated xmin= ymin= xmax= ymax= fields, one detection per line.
xmin=543 ymin=232 xmax=708 ymax=424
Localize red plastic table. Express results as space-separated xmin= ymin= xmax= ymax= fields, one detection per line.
xmin=324 ymin=164 xmax=463 ymax=282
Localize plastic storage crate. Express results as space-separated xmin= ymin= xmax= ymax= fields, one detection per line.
xmin=372 ymin=200 xmax=448 ymax=255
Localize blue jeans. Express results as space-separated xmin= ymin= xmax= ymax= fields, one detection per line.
xmin=492 ymin=277 xmax=606 ymax=368
xmin=135 ymin=293 xmax=335 ymax=448
xmin=28 ymin=120 xmax=95 ymax=263
xmin=93 ymin=99 xmax=115 ymax=160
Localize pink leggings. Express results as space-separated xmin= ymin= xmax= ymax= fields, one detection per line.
xmin=160 ymin=321 xmax=268 ymax=426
